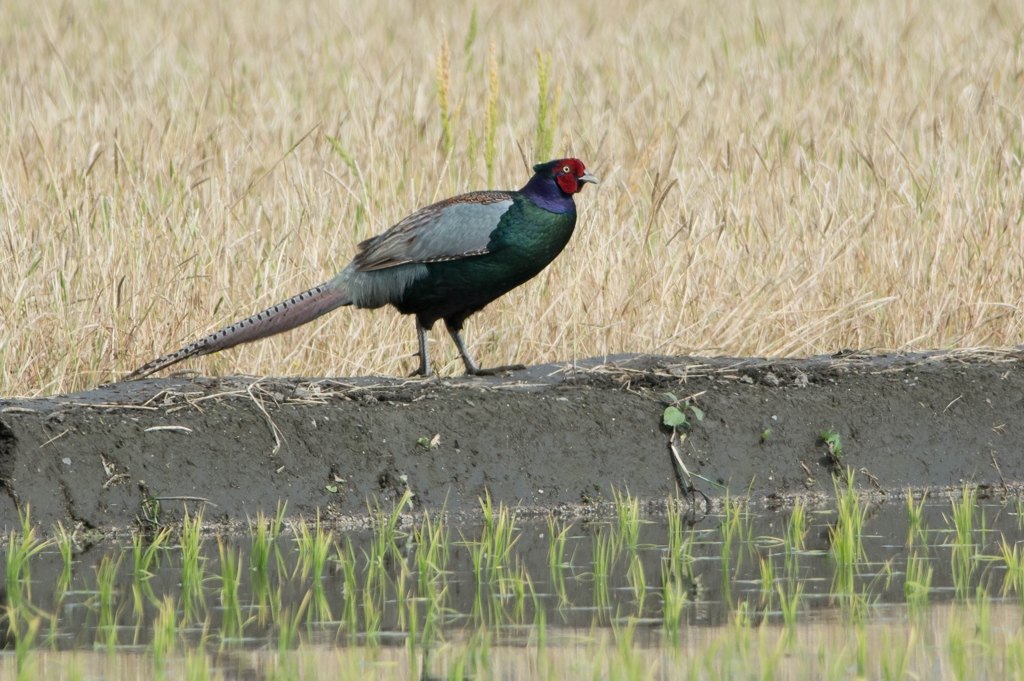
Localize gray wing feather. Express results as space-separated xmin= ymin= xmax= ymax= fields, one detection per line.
xmin=352 ymin=192 xmax=512 ymax=272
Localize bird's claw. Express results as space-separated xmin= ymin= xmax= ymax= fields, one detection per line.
xmin=466 ymin=363 xmax=527 ymax=377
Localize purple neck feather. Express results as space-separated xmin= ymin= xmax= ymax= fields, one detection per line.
xmin=519 ymin=174 xmax=577 ymax=214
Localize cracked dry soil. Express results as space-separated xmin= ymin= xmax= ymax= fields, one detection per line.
xmin=0 ymin=352 xmax=1022 ymax=535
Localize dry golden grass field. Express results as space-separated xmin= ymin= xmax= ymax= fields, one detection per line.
xmin=2 ymin=0 xmax=1023 ymax=396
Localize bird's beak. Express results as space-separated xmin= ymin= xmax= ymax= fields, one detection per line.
xmin=578 ymin=171 xmax=599 ymax=186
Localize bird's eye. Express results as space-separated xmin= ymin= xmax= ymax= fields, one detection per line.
xmin=562 ymin=165 xmax=571 ymax=173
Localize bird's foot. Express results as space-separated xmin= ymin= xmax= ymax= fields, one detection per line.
xmin=466 ymin=363 xmax=527 ymax=377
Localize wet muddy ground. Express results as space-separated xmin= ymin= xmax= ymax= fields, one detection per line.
xmin=1 ymin=351 xmax=1022 ymax=535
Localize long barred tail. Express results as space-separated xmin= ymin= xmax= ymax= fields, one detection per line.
xmin=124 ymin=281 xmax=352 ymax=381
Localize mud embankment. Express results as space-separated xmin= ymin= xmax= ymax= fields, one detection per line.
xmin=1 ymin=352 xmax=1022 ymax=534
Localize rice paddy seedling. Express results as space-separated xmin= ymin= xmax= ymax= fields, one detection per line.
xmin=276 ymin=589 xmax=311 ymax=655
xmin=758 ymin=552 xmax=775 ymax=609
xmin=906 ymin=489 xmax=928 ymax=547
xmin=478 ymin=492 xmax=520 ymax=584
xmin=947 ymin=485 xmax=980 ymax=601
xmin=93 ymin=552 xmax=122 ymax=648
xmin=362 ymin=590 xmax=383 ymax=648
xmin=179 ymin=506 xmax=207 ymax=621
xmin=5 ymin=506 xmax=51 ymax=611
xmin=1000 ymin=537 xmax=1024 ymax=598
xmin=420 ymin=575 xmax=449 ymax=645
xmin=786 ymin=498 xmax=808 ymax=553
xmin=661 ymin=559 xmax=687 ymax=644
xmin=249 ymin=501 xmax=286 ymax=579
xmin=150 ymin=594 xmax=177 ymax=673
xmin=612 ymin=487 xmax=642 ymax=556
xmin=719 ymin=493 xmax=743 ymax=603
xmin=9 ymin=612 xmax=41 ymax=681
xmin=946 ymin=610 xmax=972 ymax=681
xmin=666 ymin=493 xmax=686 ymax=552
xmin=510 ymin=559 xmax=532 ymax=623
xmin=904 ymin=552 xmax=933 ymax=614
xmin=974 ymin=585 xmax=992 ymax=653
xmin=546 ymin=515 xmax=571 ymax=605
xmin=592 ymin=526 xmax=615 ymax=618
xmin=131 ymin=527 xmax=170 ymax=614
xmin=367 ymin=490 xmax=413 ymax=585
xmin=950 ymin=484 xmax=978 ymax=548
xmin=776 ymin=580 xmax=802 ymax=632
xmin=880 ymin=628 xmax=915 ymax=681
xmin=626 ymin=553 xmax=647 ymax=614
xmin=335 ymin=537 xmax=359 ymax=634
xmin=217 ymin=539 xmax=245 ymax=640
xmin=52 ymin=522 xmax=74 ymax=592
xmin=294 ymin=511 xmax=333 ymax=584
xmin=414 ymin=510 xmax=450 ymax=600
xmin=184 ymin=649 xmax=210 ymax=681
xmin=830 ymin=469 xmax=867 ymax=595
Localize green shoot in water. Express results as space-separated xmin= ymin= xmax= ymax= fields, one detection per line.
xmin=179 ymin=506 xmax=207 ymax=622
xmin=94 ymin=552 xmax=122 ymax=649
xmin=592 ymin=525 xmax=615 ymax=619
xmin=904 ymin=551 xmax=933 ymax=614
xmin=612 ymin=487 xmax=643 ymax=556
xmin=249 ymin=501 xmax=286 ymax=578
xmin=5 ymin=506 xmax=51 ymax=612
xmin=132 ymin=527 xmax=170 ymax=615
xmin=906 ymin=488 xmax=928 ymax=547
xmin=218 ymin=539 xmax=245 ymax=640
xmin=1000 ymin=536 xmax=1024 ymax=599
xmin=830 ymin=468 xmax=866 ymax=596
xmin=150 ymin=594 xmax=176 ymax=675
xmin=947 ymin=484 xmax=978 ymax=601
xmin=546 ymin=515 xmax=572 ymax=606
xmin=52 ymin=521 xmax=74 ymax=592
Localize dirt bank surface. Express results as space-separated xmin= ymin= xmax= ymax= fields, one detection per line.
xmin=1 ymin=352 xmax=1022 ymax=534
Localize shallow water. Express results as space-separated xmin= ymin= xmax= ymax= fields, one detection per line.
xmin=3 ymin=488 xmax=1024 ymax=679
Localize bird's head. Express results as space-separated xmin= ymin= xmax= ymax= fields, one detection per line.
xmin=533 ymin=158 xmax=599 ymax=195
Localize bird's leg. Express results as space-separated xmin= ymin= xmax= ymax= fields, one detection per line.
xmin=445 ymin=321 xmax=482 ymax=375
xmin=445 ymin=321 xmax=527 ymax=376
xmin=412 ymin=320 xmax=432 ymax=377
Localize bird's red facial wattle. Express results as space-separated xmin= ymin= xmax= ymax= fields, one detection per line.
xmin=553 ymin=159 xmax=598 ymax=194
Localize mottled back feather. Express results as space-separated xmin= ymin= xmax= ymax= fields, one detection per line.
xmin=352 ymin=191 xmax=512 ymax=271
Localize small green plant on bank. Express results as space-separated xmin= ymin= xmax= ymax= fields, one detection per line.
xmin=821 ymin=428 xmax=843 ymax=472
xmin=662 ymin=392 xmax=705 ymax=429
